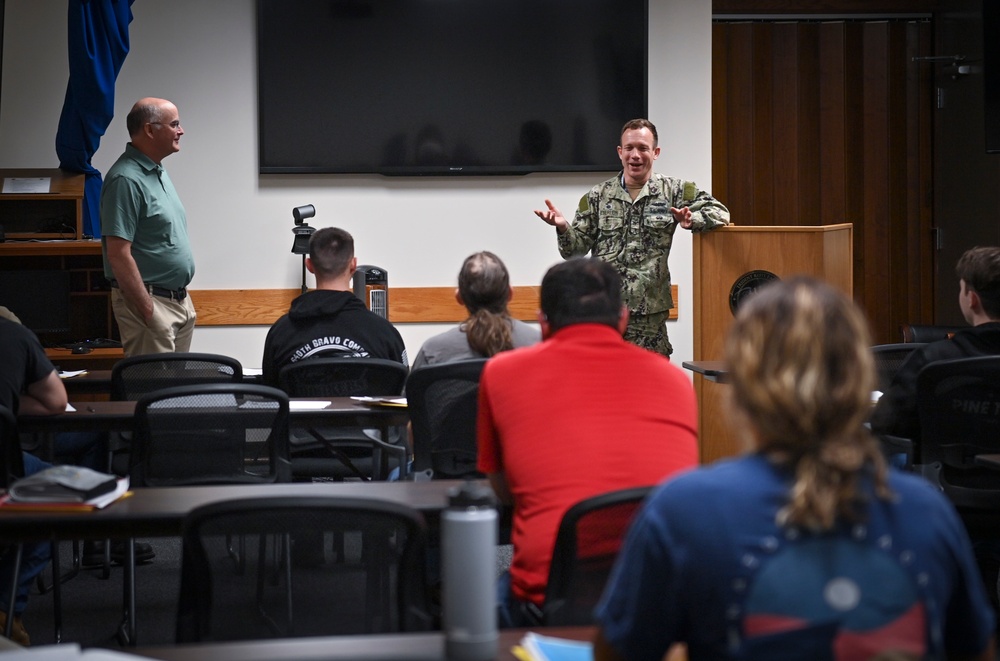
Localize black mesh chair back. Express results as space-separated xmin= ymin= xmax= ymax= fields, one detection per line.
xmin=870 ymin=343 xmax=926 ymax=393
xmin=405 ymin=359 xmax=487 ymax=480
xmin=176 ymin=496 xmax=431 ymax=642
xmin=111 ymin=352 xmax=243 ymax=401
xmin=278 ymin=357 xmax=407 ymax=398
xmin=543 ymin=486 xmax=653 ymax=626
xmin=278 ymin=357 xmax=409 ymax=481
xmin=900 ymin=324 xmax=965 ymax=344
xmin=131 ymin=383 xmax=291 ymax=487
xmin=915 ymin=356 xmax=1000 ymax=478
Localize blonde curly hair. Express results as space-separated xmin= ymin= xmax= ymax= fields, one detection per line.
xmin=725 ymin=276 xmax=891 ymax=531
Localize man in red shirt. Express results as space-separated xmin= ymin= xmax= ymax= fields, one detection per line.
xmin=477 ymin=257 xmax=699 ymax=627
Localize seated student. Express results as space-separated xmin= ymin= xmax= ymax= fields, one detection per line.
xmin=0 ymin=314 xmax=121 ymax=568
xmin=477 ymin=257 xmax=698 ymax=627
xmin=870 ymin=245 xmax=1000 ymax=442
xmin=411 ymin=251 xmax=539 ymax=370
xmin=261 ymin=226 xmax=407 ymax=386
xmin=0 ymin=318 xmax=66 ymax=645
xmin=594 ymin=277 xmax=996 ymax=661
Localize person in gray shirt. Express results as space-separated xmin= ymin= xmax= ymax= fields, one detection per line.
xmin=411 ymin=251 xmax=539 ymax=370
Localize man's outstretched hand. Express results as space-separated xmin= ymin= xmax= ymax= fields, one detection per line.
xmin=534 ymin=199 xmax=569 ymax=233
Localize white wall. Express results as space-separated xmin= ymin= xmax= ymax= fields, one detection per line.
xmin=0 ymin=0 xmax=715 ymax=369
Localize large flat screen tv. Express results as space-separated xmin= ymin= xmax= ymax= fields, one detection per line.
xmin=257 ymin=0 xmax=648 ymax=175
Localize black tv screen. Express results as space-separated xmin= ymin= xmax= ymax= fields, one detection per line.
xmin=257 ymin=0 xmax=648 ymax=175
xmin=0 ymin=270 xmax=71 ymax=335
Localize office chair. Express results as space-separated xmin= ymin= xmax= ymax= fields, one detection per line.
xmin=541 ymin=486 xmax=653 ymax=626
xmin=109 ymin=352 xmax=244 ymax=475
xmin=175 ymin=496 xmax=432 ymax=642
xmin=870 ymin=343 xmax=926 ymax=393
xmin=130 ymin=383 xmax=291 ymax=487
xmin=405 ymin=359 xmax=487 ymax=480
xmin=278 ymin=357 xmax=408 ymax=481
xmin=120 ymin=383 xmax=291 ymax=645
xmin=914 ymin=356 xmax=1000 ymax=471
xmin=111 ymin=352 xmax=243 ymax=401
xmin=899 ymin=324 xmax=965 ymax=344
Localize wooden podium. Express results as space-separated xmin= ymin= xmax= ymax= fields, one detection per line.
xmin=692 ymin=224 xmax=853 ymax=464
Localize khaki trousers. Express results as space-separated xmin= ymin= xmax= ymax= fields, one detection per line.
xmin=112 ymin=288 xmax=196 ymax=357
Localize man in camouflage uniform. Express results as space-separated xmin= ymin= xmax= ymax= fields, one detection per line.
xmin=534 ymin=118 xmax=730 ymax=357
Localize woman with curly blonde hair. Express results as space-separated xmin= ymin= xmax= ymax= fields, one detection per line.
xmin=595 ymin=277 xmax=994 ymax=661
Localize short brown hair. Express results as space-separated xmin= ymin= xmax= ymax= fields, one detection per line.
xmin=620 ymin=118 xmax=658 ymax=146
xmin=308 ymin=227 xmax=354 ymax=278
xmin=956 ymin=246 xmax=1000 ymax=318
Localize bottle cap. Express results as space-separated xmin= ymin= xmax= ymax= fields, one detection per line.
xmin=448 ymin=480 xmax=496 ymax=509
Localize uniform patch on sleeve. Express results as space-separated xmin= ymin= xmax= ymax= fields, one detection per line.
xmin=682 ymin=181 xmax=697 ymax=203
xmin=578 ymin=194 xmax=590 ymax=213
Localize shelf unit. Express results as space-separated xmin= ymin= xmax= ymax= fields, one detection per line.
xmin=1 ymin=169 xmax=122 ymax=365
xmin=0 ymin=168 xmax=85 ymax=239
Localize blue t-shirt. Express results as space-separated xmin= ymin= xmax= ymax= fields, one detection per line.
xmin=595 ymin=453 xmax=994 ymax=661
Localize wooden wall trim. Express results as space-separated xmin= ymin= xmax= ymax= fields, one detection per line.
xmin=189 ymin=285 xmax=679 ymax=326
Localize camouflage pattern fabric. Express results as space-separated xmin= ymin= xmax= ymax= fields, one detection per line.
xmin=557 ymin=172 xmax=730 ymax=355
xmin=623 ymin=310 xmax=672 ymax=358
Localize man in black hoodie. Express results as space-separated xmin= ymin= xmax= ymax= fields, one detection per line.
xmin=870 ymin=245 xmax=1000 ymax=442
xmin=262 ymin=227 xmax=407 ymax=387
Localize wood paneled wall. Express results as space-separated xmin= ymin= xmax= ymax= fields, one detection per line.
xmin=712 ymin=19 xmax=935 ymax=344
xmin=188 ymin=285 xmax=679 ymax=326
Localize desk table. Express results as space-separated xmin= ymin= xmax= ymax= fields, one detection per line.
xmin=18 ymin=397 xmax=410 ymax=436
xmin=974 ymin=454 xmax=1000 ymax=470
xmin=0 ymin=481 xmax=468 ymax=541
xmin=681 ymin=360 xmax=728 ymax=383
xmin=0 ymin=480 xmax=474 ymax=646
xmin=59 ymin=370 xmax=265 ymax=397
xmin=135 ymin=627 xmax=596 ymax=661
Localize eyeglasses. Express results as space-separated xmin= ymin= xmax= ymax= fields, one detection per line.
xmin=149 ymin=120 xmax=182 ymax=129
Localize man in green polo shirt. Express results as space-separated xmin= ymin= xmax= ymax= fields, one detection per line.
xmin=101 ymin=97 xmax=196 ymax=356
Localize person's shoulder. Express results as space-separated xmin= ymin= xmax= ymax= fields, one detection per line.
xmin=510 ymin=319 xmax=542 ymax=345
xmin=482 ymin=339 xmax=543 ymax=372
xmin=0 ymin=317 xmax=35 ymax=343
xmin=649 ymin=456 xmax=767 ymax=511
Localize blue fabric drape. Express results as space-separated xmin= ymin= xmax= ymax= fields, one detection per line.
xmin=55 ymin=0 xmax=134 ymax=239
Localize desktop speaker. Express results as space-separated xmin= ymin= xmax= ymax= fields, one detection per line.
xmin=353 ymin=264 xmax=388 ymax=319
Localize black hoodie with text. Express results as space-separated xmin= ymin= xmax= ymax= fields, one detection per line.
xmin=261 ymin=290 xmax=407 ymax=387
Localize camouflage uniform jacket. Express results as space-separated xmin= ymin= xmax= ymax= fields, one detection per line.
xmin=557 ymin=172 xmax=730 ymax=315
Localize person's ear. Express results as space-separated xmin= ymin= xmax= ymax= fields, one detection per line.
xmin=537 ymin=310 xmax=552 ymax=339
xmin=617 ymin=305 xmax=630 ymax=335
xmin=348 ymin=256 xmax=357 ymax=276
xmin=969 ymin=288 xmax=983 ymax=314
xmin=305 ymin=257 xmax=316 ymax=274
xmin=455 ymin=288 xmax=464 ymax=307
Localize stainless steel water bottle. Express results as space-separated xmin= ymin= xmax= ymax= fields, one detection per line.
xmin=442 ymin=481 xmax=498 ymax=661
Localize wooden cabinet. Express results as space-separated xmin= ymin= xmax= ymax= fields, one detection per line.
xmin=0 ymin=168 xmax=86 ymax=239
xmin=0 ymin=169 xmax=122 ymax=365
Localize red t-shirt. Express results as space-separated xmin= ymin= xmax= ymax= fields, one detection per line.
xmin=477 ymin=323 xmax=699 ymax=605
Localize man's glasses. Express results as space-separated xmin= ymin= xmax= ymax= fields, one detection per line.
xmin=149 ymin=120 xmax=182 ymax=129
